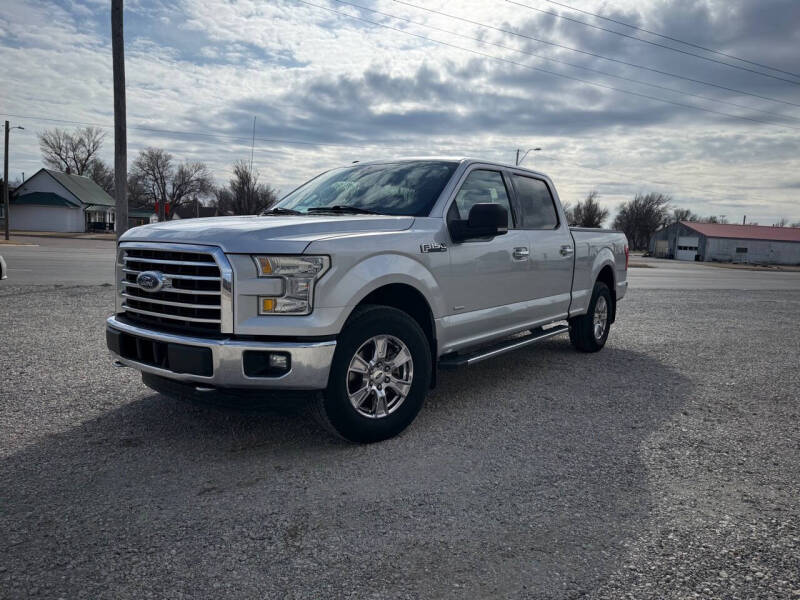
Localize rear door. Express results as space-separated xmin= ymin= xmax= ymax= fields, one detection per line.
xmin=508 ymin=173 xmax=574 ymax=322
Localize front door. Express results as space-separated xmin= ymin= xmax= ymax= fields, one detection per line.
xmin=439 ymin=167 xmax=539 ymax=350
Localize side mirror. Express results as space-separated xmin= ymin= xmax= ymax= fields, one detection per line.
xmin=450 ymin=203 xmax=509 ymax=242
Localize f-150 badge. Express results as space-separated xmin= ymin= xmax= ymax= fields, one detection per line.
xmin=420 ymin=242 xmax=448 ymax=253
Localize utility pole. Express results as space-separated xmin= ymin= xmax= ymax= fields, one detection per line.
xmin=3 ymin=121 xmax=9 ymax=241
xmin=3 ymin=121 xmax=24 ymax=241
xmin=112 ymin=0 xmax=128 ymax=237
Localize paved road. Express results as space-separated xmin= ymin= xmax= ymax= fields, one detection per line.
xmin=630 ymin=257 xmax=800 ymax=290
xmin=1 ymin=236 xmax=115 ymax=286
xmin=4 ymin=237 xmax=800 ymax=290
xmin=2 ymin=281 xmax=799 ymax=598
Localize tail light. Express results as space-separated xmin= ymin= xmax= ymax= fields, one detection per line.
xmin=624 ymin=245 xmax=630 ymax=270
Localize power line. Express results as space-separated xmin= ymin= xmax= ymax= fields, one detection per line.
xmin=0 ymin=112 xmax=379 ymax=149
xmin=503 ymin=0 xmax=800 ymax=86
xmin=297 ymin=0 xmax=800 ymax=132
xmin=388 ymin=0 xmax=800 ymax=109
xmin=2 ymin=115 xmax=786 ymax=207
xmin=541 ymin=158 xmax=791 ymax=213
xmin=536 ymin=0 xmax=800 ymax=80
xmin=330 ymin=0 xmax=800 ymax=124
xmin=541 ymin=156 xmax=771 ymax=203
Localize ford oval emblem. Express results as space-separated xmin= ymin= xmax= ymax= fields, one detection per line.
xmin=136 ymin=270 xmax=165 ymax=293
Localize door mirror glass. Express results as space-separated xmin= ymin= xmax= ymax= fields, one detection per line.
xmin=450 ymin=203 xmax=509 ymax=242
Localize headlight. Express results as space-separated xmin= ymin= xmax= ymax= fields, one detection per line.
xmin=252 ymin=255 xmax=330 ymax=315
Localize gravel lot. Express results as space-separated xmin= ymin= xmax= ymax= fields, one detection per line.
xmin=1 ymin=284 xmax=798 ymax=599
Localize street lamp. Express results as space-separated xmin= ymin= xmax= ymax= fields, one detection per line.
xmin=515 ymin=147 xmax=541 ymax=166
xmin=4 ymin=121 xmax=25 ymax=240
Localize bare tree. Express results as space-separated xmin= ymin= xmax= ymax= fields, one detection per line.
xmin=671 ymin=208 xmax=698 ymax=223
xmin=131 ymin=148 xmax=213 ymax=220
xmin=791 ymin=221 xmax=800 ymax=228
xmin=561 ymin=201 xmax=574 ymax=225
xmin=570 ymin=190 xmax=609 ymax=228
xmin=88 ymin=160 xmax=115 ymax=195
xmin=213 ymin=160 xmax=278 ymax=215
xmin=700 ymin=215 xmax=728 ymax=224
xmin=774 ymin=217 xmax=788 ymax=227
xmin=126 ymin=172 xmax=149 ymax=209
xmin=612 ymin=192 xmax=671 ymax=250
xmin=38 ymin=127 xmax=106 ymax=175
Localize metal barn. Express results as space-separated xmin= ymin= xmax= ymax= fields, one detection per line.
xmin=650 ymin=221 xmax=800 ymax=265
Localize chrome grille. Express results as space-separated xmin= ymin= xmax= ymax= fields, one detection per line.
xmin=119 ymin=246 xmax=224 ymax=334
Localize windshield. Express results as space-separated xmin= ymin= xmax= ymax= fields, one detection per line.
xmin=272 ymin=161 xmax=459 ymax=216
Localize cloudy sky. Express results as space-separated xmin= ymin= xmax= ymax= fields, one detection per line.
xmin=1 ymin=0 xmax=799 ymax=223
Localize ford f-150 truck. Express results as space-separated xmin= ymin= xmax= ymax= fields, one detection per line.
xmin=107 ymin=158 xmax=628 ymax=442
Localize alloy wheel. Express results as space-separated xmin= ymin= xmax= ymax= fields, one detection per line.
xmin=346 ymin=335 xmax=414 ymax=419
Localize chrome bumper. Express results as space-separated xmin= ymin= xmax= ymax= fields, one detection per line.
xmin=106 ymin=316 xmax=336 ymax=390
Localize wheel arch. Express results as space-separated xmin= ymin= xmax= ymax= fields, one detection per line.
xmin=595 ymin=263 xmax=616 ymax=324
xmin=346 ymin=282 xmax=438 ymax=387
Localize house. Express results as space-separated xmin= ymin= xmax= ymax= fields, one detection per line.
xmin=650 ymin=221 xmax=800 ymax=265
xmin=170 ymin=201 xmax=219 ymax=220
xmin=129 ymin=209 xmax=155 ymax=228
xmin=9 ymin=168 xmax=115 ymax=233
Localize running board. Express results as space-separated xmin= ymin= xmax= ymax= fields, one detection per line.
xmin=438 ymin=324 xmax=570 ymax=369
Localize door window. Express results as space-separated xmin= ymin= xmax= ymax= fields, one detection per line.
xmin=449 ymin=169 xmax=514 ymax=228
xmin=512 ymin=175 xmax=559 ymax=229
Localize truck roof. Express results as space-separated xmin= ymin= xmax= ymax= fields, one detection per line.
xmin=345 ymin=156 xmax=550 ymax=180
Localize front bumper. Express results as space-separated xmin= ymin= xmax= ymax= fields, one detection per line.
xmin=106 ymin=316 xmax=336 ymax=390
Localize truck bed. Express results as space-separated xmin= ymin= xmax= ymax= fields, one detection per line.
xmin=569 ymin=227 xmax=629 ymax=317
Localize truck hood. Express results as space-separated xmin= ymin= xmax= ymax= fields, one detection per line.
xmin=120 ymin=214 xmax=415 ymax=254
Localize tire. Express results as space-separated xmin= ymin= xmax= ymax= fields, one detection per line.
xmin=569 ymin=281 xmax=613 ymax=353
xmin=314 ymin=305 xmax=432 ymax=443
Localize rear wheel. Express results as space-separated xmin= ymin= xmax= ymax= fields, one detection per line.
xmin=569 ymin=281 xmax=613 ymax=352
xmin=314 ymin=305 xmax=431 ymax=443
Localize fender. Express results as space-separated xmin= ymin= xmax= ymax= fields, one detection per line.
xmin=314 ymin=252 xmax=445 ymax=318
xmin=591 ymin=246 xmax=616 ymax=286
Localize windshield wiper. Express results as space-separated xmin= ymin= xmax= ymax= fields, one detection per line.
xmin=262 ymin=206 xmax=302 ymax=215
xmin=306 ymin=205 xmax=382 ymax=215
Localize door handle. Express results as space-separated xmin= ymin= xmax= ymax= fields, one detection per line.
xmin=560 ymin=245 xmax=574 ymax=256
xmin=513 ymin=247 xmax=530 ymax=260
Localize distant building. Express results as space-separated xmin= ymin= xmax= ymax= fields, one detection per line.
xmin=171 ymin=202 xmax=219 ymax=220
xmin=9 ymin=169 xmax=115 ymax=233
xmin=650 ymin=221 xmax=800 ymax=265
xmin=129 ymin=209 xmax=155 ymax=228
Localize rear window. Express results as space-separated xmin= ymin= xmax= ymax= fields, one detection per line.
xmin=512 ymin=175 xmax=559 ymax=229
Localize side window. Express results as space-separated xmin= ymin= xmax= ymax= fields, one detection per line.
xmin=449 ymin=170 xmax=513 ymax=228
xmin=512 ymin=175 xmax=559 ymax=229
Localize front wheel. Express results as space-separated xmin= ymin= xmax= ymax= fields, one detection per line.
xmin=569 ymin=281 xmax=613 ymax=352
xmin=314 ymin=305 xmax=432 ymax=443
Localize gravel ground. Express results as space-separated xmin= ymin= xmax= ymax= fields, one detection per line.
xmin=0 ymin=284 xmax=798 ymax=599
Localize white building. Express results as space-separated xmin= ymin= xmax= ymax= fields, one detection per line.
xmin=9 ymin=168 xmax=115 ymax=233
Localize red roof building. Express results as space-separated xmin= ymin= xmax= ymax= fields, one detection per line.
xmin=680 ymin=221 xmax=800 ymax=243
xmin=650 ymin=221 xmax=800 ymax=265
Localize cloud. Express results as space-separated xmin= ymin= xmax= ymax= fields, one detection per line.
xmin=0 ymin=0 xmax=798 ymax=221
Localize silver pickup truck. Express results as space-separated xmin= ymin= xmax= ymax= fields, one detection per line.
xmin=107 ymin=158 xmax=628 ymax=442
